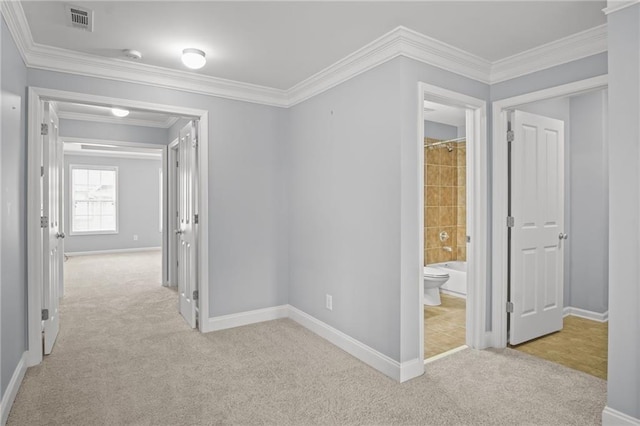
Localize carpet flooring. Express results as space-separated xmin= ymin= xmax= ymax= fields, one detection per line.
xmin=8 ymin=252 xmax=607 ymax=425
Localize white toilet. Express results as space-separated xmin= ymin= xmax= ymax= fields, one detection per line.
xmin=423 ymin=266 xmax=450 ymax=306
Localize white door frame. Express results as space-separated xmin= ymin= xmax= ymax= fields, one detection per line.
xmin=26 ymin=87 xmax=210 ymax=366
xmin=418 ymin=82 xmax=489 ymax=363
xmin=491 ymin=75 xmax=608 ymax=348
xmin=167 ymin=138 xmax=180 ymax=288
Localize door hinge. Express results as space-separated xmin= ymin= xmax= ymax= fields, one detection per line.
xmin=40 ymin=216 xmax=49 ymax=228
xmin=507 ymin=130 xmax=514 ymax=142
xmin=194 ymin=214 xmax=199 ymax=224
xmin=42 ymin=309 xmax=49 ymax=320
xmin=507 ymin=216 xmax=515 ymax=227
xmin=41 ymin=166 xmax=45 ymax=176
xmin=41 ymin=123 xmax=49 ymax=136
xmin=466 ymin=235 xmax=471 ymax=243
xmin=506 ymin=301 xmax=514 ymax=313
xmin=176 ymin=160 xmax=179 ymax=168
xmin=192 ymin=290 xmax=199 ymax=301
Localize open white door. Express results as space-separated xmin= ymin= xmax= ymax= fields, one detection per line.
xmin=42 ymin=101 xmax=64 ymax=354
xmin=177 ymin=121 xmax=198 ymax=328
xmin=509 ymin=110 xmax=565 ymax=345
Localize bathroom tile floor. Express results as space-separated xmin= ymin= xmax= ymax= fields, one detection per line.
xmin=424 ymin=293 xmax=466 ymax=359
xmin=510 ymin=316 xmax=608 ymax=380
xmin=424 ymin=295 xmax=608 ymax=380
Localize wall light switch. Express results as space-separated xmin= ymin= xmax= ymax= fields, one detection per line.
xmin=133 ymin=234 xmax=138 ymax=241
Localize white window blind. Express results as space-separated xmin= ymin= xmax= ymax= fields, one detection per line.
xmin=70 ymin=165 xmax=118 ymax=234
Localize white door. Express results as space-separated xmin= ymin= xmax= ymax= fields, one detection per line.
xmin=509 ymin=110 xmax=565 ymax=345
xmin=42 ymin=101 xmax=64 ymax=354
xmin=177 ymin=121 xmax=198 ymax=328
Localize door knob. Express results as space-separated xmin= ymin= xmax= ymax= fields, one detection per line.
xmin=175 ymin=229 xmax=184 ymax=235
xmin=56 ymin=232 xmax=65 ymax=239
xmin=558 ymin=233 xmax=568 ymax=240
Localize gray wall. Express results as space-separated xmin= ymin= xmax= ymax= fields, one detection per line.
xmin=1 ymin=16 xmax=28 ymax=398
xmin=288 ymin=59 xmax=404 ymax=361
xmin=606 ymin=4 xmax=640 ymax=419
xmin=59 ymin=120 xmax=168 ymax=146
xmin=63 ymin=155 xmax=162 ymax=253
xmin=27 ymin=69 xmax=290 ymax=317
xmin=288 ymin=56 xmax=491 ymax=364
xmin=568 ymin=90 xmax=608 ymax=314
xmin=424 ymin=120 xmax=457 ymax=140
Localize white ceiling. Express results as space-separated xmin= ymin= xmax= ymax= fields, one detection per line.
xmin=54 ymin=101 xmax=180 ymax=128
xmin=21 ymin=1 xmax=607 ymax=90
xmin=423 ymin=101 xmax=466 ymax=128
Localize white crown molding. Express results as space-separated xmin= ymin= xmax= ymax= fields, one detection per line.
xmin=490 ymin=24 xmax=608 ymax=84
xmin=603 ymin=0 xmax=640 ymax=15
xmin=0 ymin=1 xmax=288 ymax=107
xmin=58 ymin=110 xmax=177 ymax=129
xmin=2 ymin=1 xmax=610 ymax=108
xmin=287 ymin=26 xmax=492 ymax=106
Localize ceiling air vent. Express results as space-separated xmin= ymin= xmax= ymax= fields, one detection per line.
xmin=65 ymin=4 xmax=94 ymax=32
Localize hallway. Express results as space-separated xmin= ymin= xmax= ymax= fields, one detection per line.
xmin=7 ymin=252 xmax=606 ymax=425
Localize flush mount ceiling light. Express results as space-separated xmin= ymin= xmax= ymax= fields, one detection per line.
xmin=122 ymin=49 xmax=142 ymax=60
xmin=181 ymin=48 xmax=206 ymax=70
xmin=111 ymin=108 xmax=130 ymax=117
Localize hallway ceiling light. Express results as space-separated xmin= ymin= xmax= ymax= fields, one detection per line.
xmin=182 ymin=48 xmax=206 ymax=70
xmin=111 ymin=108 xmax=130 ymax=117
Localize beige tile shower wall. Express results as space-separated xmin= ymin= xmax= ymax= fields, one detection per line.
xmin=424 ymin=138 xmax=466 ymax=265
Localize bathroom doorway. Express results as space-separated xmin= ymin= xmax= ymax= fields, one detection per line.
xmin=418 ymin=83 xmax=488 ymax=364
xmin=423 ymin=105 xmax=468 ymax=359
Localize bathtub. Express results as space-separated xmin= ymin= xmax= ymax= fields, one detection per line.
xmin=429 ymin=261 xmax=467 ymax=298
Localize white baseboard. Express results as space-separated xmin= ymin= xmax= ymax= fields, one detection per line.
xmin=202 ymin=304 xmax=424 ymax=382
xmin=563 ymin=306 xmax=609 ymax=322
xmin=66 ymin=247 xmax=161 ymax=256
xmin=602 ymin=406 xmax=640 ymax=425
xmin=204 ymin=305 xmax=289 ymax=333
xmin=1 ymin=352 xmax=27 ymax=426
xmin=287 ymin=305 xmax=422 ymax=382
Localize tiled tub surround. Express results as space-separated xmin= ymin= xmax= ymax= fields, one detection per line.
xmin=424 ymin=138 xmax=466 ymax=265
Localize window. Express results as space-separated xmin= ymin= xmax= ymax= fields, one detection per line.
xmin=70 ymin=165 xmax=118 ymax=234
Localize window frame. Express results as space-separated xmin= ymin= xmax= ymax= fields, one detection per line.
xmin=69 ymin=164 xmax=119 ymax=236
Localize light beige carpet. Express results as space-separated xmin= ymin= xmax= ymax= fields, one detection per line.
xmin=9 ymin=252 xmax=606 ymax=425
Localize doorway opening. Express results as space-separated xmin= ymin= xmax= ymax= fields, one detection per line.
xmin=26 ymin=88 xmax=210 ymax=366
xmin=492 ymin=76 xmax=609 ymax=379
xmin=423 ymin=102 xmax=468 ymax=360
xmin=418 ymin=83 xmax=488 ymax=365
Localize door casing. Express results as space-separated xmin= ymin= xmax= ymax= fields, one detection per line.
xmin=491 ymin=75 xmax=608 ymax=348
xmin=418 ymin=82 xmax=489 ymax=365
xmin=26 ymin=87 xmax=210 ymax=367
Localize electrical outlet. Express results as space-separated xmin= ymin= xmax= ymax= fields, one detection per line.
xmin=325 ymin=294 xmax=333 ymax=311
xmin=133 ymin=234 xmax=138 ymax=241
